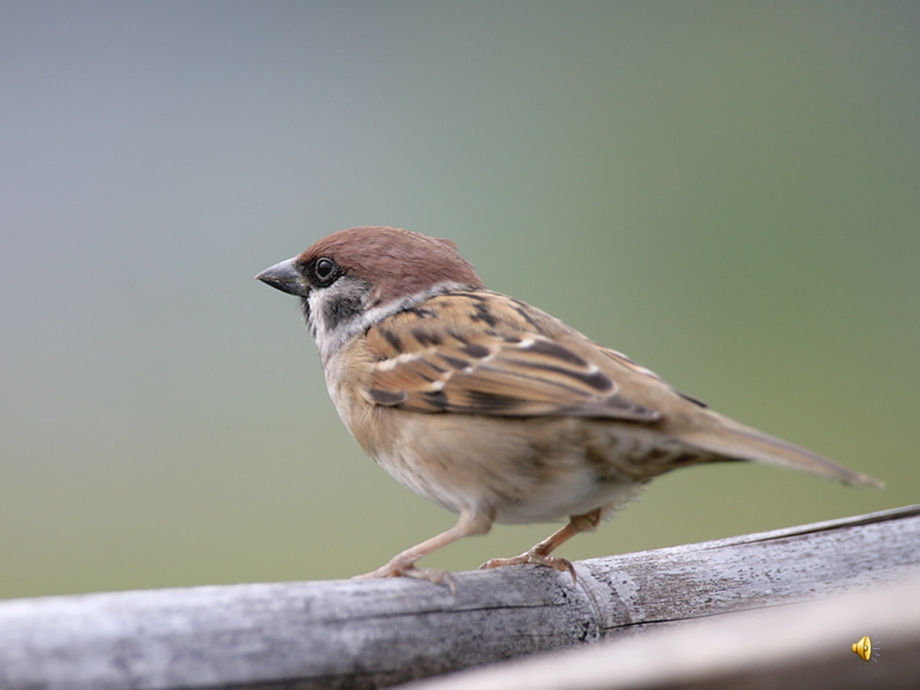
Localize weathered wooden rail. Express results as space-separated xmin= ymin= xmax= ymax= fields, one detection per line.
xmin=0 ymin=505 xmax=917 ymax=690
xmin=404 ymin=571 xmax=920 ymax=690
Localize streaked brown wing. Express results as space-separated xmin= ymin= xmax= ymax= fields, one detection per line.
xmin=361 ymin=293 xmax=661 ymax=422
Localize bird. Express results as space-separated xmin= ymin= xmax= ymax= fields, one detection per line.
xmin=256 ymin=226 xmax=880 ymax=590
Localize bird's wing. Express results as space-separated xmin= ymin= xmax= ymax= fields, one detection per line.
xmin=360 ymin=292 xmax=662 ymax=421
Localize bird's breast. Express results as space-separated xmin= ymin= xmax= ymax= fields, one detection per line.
xmin=336 ymin=401 xmax=675 ymax=524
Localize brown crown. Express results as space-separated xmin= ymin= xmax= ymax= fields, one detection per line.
xmin=298 ymin=226 xmax=485 ymax=306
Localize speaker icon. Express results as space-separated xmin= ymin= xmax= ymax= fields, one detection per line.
xmin=851 ymin=635 xmax=879 ymax=662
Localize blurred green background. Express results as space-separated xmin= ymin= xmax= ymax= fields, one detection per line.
xmin=1 ymin=2 xmax=918 ymax=600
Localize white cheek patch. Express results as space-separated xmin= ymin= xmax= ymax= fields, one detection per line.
xmin=306 ymin=291 xmax=324 ymax=333
xmin=307 ymin=290 xmax=340 ymax=350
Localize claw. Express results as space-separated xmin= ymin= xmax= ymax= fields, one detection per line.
xmin=479 ymin=552 xmax=577 ymax=586
xmin=353 ymin=563 xmax=457 ymax=595
xmin=404 ymin=567 xmax=457 ymax=596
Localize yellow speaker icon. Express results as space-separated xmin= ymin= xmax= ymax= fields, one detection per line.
xmin=852 ymin=635 xmax=872 ymax=662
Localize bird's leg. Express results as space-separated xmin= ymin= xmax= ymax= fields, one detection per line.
xmin=353 ymin=508 xmax=494 ymax=594
xmin=479 ymin=507 xmax=603 ymax=585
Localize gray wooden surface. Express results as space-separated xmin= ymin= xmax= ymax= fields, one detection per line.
xmin=1 ymin=505 xmax=918 ymax=690
xmin=401 ymin=574 xmax=920 ymax=690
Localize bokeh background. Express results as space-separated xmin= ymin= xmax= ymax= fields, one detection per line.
xmin=1 ymin=2 xmax=918 ymax=600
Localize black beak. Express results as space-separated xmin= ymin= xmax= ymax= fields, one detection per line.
xmin=255 ymin=257 xmax=310 ymax=297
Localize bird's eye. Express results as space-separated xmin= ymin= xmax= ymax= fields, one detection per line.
xmin=313 ymin=257 xmax=338 ymax=285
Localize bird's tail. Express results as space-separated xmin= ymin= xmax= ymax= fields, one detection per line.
xmin=680 ymin=412 xmax=883 ymax=488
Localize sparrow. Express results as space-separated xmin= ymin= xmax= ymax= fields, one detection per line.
xmin=256 ymin=226 xmax=880 ymax=590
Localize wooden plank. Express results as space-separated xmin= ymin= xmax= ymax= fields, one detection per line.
xmin=401 ymin=575 xmax=920 ymax=690
xmin=0 ymin=505 xmax=918 ymax=690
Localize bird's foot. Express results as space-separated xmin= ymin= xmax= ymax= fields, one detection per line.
xmin=353 ymin=560 xmax=457 ymax=595
xmin=479 ymin=551 xmax=577 ymax=585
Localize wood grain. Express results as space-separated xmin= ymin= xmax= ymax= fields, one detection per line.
xmin=0 ymin=505 xmax=917 ymax=690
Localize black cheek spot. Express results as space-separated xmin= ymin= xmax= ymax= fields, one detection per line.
xmin=322 ymin=295 xmax=363 ymax=332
